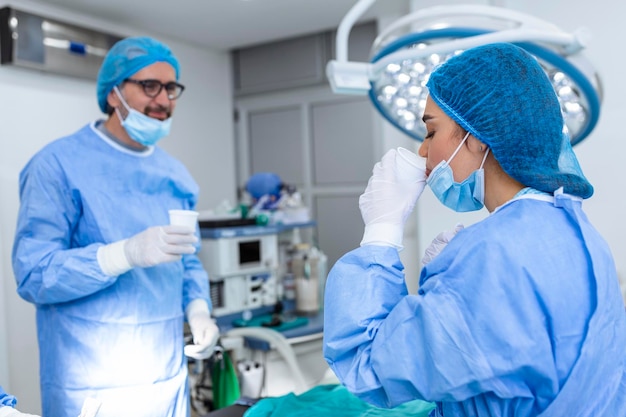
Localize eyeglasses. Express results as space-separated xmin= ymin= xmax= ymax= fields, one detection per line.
xmin=123 ymin=79 xmax=185 ymax=100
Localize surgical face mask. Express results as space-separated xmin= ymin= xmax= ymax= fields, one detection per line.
xmin=427 ymin=132 xmax=490 ymax=212
xmin=114 ymin=86 xmax=172 ymax=147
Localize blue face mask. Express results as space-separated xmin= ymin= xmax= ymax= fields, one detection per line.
xmin=114 ymin=87 xmax=172 ymax=147
xmin=427 ymin=132 xmax=490 ymax=212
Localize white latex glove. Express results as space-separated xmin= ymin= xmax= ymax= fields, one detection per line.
xmin=421 ymin=223 xmax=464 ymax=266
xmin=185 ymin=299 xmax=220 ymax=360
xmin=0 ymin=407 xmax=40 ymax=417
xmin=360 ymin=148 xmax=427 ymax=250
xmin=97 ymin=225 xmax=198 ymax=276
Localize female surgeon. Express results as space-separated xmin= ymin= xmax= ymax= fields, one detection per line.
xmin=323 ymin=43 xmax=626 ymax=416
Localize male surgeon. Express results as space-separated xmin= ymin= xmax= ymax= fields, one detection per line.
xmin=12 ymin=37 xmax=218 ymax=417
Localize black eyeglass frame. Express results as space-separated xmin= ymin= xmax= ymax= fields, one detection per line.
xmin=123 ymin=78 xmax=186 ymax=100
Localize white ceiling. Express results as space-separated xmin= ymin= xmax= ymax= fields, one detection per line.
xmin=32 ymin=0 xmax=409 ymax=51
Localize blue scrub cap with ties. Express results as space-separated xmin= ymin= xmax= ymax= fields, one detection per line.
xmin=426 ymin=42 xmax=593 ymax=199
xmin=96 ymin=36 xmax=180 ymax=113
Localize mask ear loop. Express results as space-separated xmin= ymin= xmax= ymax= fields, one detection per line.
xmin=113 ymin=86 xmax=132 ymax=121
xmin=479 ymin=148 xmax=490 ymax=169
xmin=446 ymin=131 xmax=471 ymax=164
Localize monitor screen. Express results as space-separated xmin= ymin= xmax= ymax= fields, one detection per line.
xmin=239 ymin=240 xmax=261 ymax=265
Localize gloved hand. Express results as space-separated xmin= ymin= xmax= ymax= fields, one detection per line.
xmin=360 ymin=148 xmax=427 ymax=250
xmin=124 ymin=225 xmax=197 ymax=268
xmin=421 ymin=223 xmax=464 ymax=266
xmin=0 ymin=407 xmax=40 ymax=417
xmin=97 ymin=225 xmax=198 ymax=276
xmin=185 ymin=299 xmax=220 ymax=360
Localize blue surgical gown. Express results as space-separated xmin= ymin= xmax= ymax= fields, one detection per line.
xmin=0 ymin=386 xmax=17 ymax=408
xmin=324 ymin=193 xmax=626 ymax=417
xmin=12 ymin=122 xmax=211 ymax=417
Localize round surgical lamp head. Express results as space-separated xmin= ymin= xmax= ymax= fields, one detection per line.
xmin=369 ymin=8 xmax=602 ymax=145
xmin=326 ymin=3 xmax=603 ymax=147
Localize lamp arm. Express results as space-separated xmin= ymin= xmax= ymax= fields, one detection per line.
xmin=335 ymin=0 xmax=377 ymax=62
xmin=372 ymin=5 xmax=565 ymax=53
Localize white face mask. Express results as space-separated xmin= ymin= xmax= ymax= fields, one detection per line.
xmin=114 ymin=86 xmax=172 ymax=146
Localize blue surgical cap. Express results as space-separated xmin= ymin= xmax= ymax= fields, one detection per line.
xmin=426 ymin=43 xmax=593 ymax=199
xmin=246 ymin=173 xmax=283 ymax=200
xmin=96 ymin=37 xmax=180 ymax=113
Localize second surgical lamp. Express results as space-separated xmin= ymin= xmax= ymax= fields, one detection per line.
xmin=326 ymin=0 xmax=602 ymax=146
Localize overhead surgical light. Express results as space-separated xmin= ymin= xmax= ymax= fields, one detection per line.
xmin=326 ymin=0 xmax=602 ymax=146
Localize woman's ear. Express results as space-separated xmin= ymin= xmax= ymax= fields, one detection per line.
xmin=466 ymin=134 xmax=487 ymax=155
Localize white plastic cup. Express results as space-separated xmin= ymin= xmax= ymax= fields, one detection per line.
xmin=168 ymin=209 xmax=199 ymax=229
xmin=395 ymin=147 xmax=426 ymax=182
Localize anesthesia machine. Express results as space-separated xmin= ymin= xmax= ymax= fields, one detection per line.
xmin=198 ymin=223 xmax=280 ymax=317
